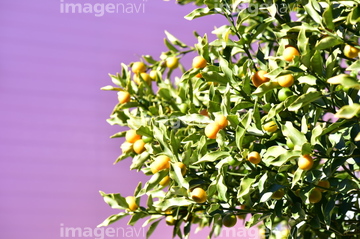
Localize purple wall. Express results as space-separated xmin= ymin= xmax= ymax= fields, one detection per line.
xmin=0 ymin=1 xmax=259 ymax=238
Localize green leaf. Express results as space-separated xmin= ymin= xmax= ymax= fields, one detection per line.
xmin=195 ymin=34 xmax=209 ymax=60
xmin=107 ymin=112 xmax=129 ymax=126
xmin=130 ymin=152 xmax=150 ymax=170
xmin=118 ymin=102 xmax=141 ymax=110
xmin=207 ymin=203 xmax=220 ymax=214
xmin=327 ymin=74 xmax=360 ymax=89
xmin=170 ymin=162 xmax=189 ymax=189
xmin=252 ymin=20 xmax=272 ymax=40
xmin=240 ymin=110 xmax=253 ymax=128
xmin=178 ymin=114 xmax=212 ymax=126
xmin=184 ymin=7 xmax=215 ymax=20
xmin=310 ymin=50 xmax=323 ymax=76
xmin=268 ymin=150 xmax=302 ymax=167
xmin=301 ymin=142 xmax=313 ymax=155
xmin=281 ymin=121 xmax=307 ymax=147
xmin=260 ymin=184 xmax=283 ymax=203
xmin=265 ymin=68 xmax=283 ymax=78
xmin=266 ymin=95 xmax=297 ymax=120
xmin=218 ymin=56 xmax=234 ymax=84
xmin=325 ymin=49 xmax=340 ymax=78
xmin=209 ymin=213 xmax=222 ymax=238
xmin=346 ymin=60 xmax=360 ymax=72
xmin=322 ymin=4 xmax=335 ymax=30
xmin=110 ymin=131 xmax=126 ymax=138
xmin=216 ymin=175 xmax=228 ymax=202
xmin=99 ymin=191 xmax=128 ymax=209
xmin=110 ymin=73 xmax=122 ymax=86
xmin=315 ymin=36 xmax=342 ymax=50
xmin=142 ymin=215 xmax=162 ymax=228
xmin=146 ymin=194 xmax=154 ymax=210
xmin=303 ymin=0 xmax=322 ymax=24
xmin=194 ymin=151 xmax=230 ymax=164
xmin=267 ymin=3 xmax=277 ymax=18
xmin=355 ymin=132 xmax=360 ymax=141
xmin=158 ymin=87 xmax=173 ymax=101
xmin=298 ymin=26 xmax=311 ymax=67
xmin=259 ymin=191 xmax=273 ymax=203
xmin=297 ymin=75 xmax=317 ymax=85
xmin=134 ymin=182 xmax=142 ymax=199
xmin=201 ymin=70 xmax=229 ymax=84
xmin=164 ymin=31 xmax=187 ymax=48
xmin=252 ymin=81 xmax=280 ymax=97
xmin=164 ymin=38 xmax=178 ymax=52
xmin=146 ymin=220 xmax=162 ymax=239
xmin=235 ymin=126 xmax=246 ymax=151
xmin=311 ymin=125 xmax=323 ymax=145
xmin=97 ymin=213 xmax=128 ymax=227
xmin=143 ymin=55 xmax=157 ymax=64
xmin=114 ymin=153 xmax=131 ymax=164
xmin=263 ymin=146 xmax=288 ymax=161
xmin=152 ymin=125 xmax=172 ymax=156
xmin=321 ymin=120 xmax=348 ymax=135
xmin=335 ymin=104 xmax=360 ymax=119
xmin=292 ymin=169 xmax=305 ymax=188
xmin=246 ymin=214 xmax=270 ymax=228
xmin=216 ymin=167 xmax=228 ymax=201
xmin=238 ymin=176 xmax=257 ymax=200
xmin=347 ymin=6 xmax=360 ymax=24
xmin=263 ymin=146 xmax=301 ymax=167
xmin=258 ymin=173 xmax=268 ymax=192
xmin=101 ymin=85 xmax=122 ymax=91
xmin=154 ymin=198 xmax=193 ymax=211
xmin=128 ymin=212 xmax=147 ymax=226
xmin=139 ymin=170 xmax=168 ymax=194
xmin=323 ymin=199 xmax=335 ymax=227
xmin=288 ymin=91 xmax=322 ymax=111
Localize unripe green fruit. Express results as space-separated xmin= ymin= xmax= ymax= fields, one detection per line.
xmin=309 ymin=188 xmax=322 ymax=203
xmin=278 ymin=88 xmax=293 ymax=102
xmin=227 ymin=157 xmax=237 ymax=166
xmin=222 ymin=214 xmax=237 ymax=227
xmin=275 ymin=173 xmax=287 ymax=184
xmin=179 ymin=103 xmax=189 ymax=114
xmin=272 ymin=188 xmax=285 ymax=200
xmin=142 ymin=136 xmax=153 ymax=143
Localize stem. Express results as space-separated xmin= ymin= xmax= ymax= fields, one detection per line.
xmin=227 ymin=172 xmax=247 ymax=176
xmin=221 ymin=206 xmax=271 ymax=214
xmin=133 ymin=96 xmax=150 ymax=111
xmin=221 ymin=5 xmax=258 ymax=71
xmin=342 ymin=164 xmax=360 ymax=183
xmin=313 ymin=154 xmax=360 ymax=159
xmin=318 ymin=221 xmax=345 ymax=236
xmin=260 ymin=164 xmax=278 ymax=173
xmin=179 ymin=48 xmax=195 ymax=56
xmin=245 ymin=160 xmax=257 ymax=171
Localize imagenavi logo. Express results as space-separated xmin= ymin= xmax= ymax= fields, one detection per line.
xmin=60 ymin=0 xmax=147 ymax=17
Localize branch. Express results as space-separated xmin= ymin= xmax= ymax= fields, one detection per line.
xmin=342 ymin=164 xmax=360 ymax=183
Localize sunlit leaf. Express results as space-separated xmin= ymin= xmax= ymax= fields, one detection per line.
xmin=335 ymin=104 xmax=360 ymax=119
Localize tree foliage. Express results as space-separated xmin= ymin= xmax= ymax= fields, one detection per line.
xmin=100 ymin=0 xmax=360 ymax=238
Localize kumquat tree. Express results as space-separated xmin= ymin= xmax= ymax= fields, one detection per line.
xmin=99 ymin=0 xmax=360 ymax=238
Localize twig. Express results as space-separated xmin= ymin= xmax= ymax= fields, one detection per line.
xmin=342 ymin=164 xmax=360 ymax=183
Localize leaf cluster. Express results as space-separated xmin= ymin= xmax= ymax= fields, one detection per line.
xmin=100 ymin=0 xmax=360 ymax=238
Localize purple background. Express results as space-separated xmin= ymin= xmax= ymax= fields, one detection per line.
xmin=0 ymin=1 xmax=259 ymax=238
